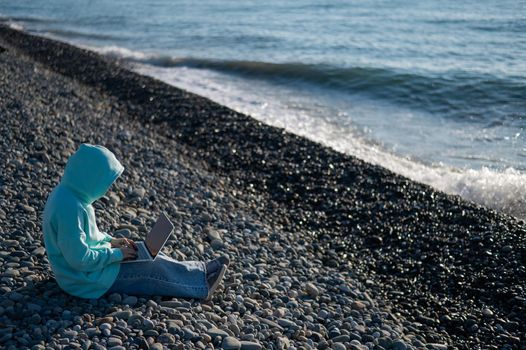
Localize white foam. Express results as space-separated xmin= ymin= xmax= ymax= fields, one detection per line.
xmin=87 ymin=45 xmax=151 ymax=61
xmin=86 ymin=53 xmax=521 ymax=220
xmin=7 ymin=21 xmax=24 ymax=31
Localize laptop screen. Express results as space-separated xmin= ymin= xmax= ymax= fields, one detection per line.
xmin=145 ymin=213 xmax=174 ymax=258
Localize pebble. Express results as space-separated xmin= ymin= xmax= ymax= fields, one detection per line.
xmin=208 ymin=327 xmax=229 ymax=338
xmin=143 ymin=319 xmax=155 ymax=330
xmin=86 ymin=328 xmax=99 ymax=338
xmin=18 ymin=204 xmax=35 ymax=213
xmin=277 ymin=318 xmax=296 ymax=328
xmin=482 ymin=308 xmax=493 ymax=317
xmin=122 ymin=296 xmax=138 ymax=306
xmin=32 ymin=246 xmax=46 ymax=257
xmin=111 ymin=310 xmax=133 ymax=320
xmin=95 ymin=317 xmax=114 ymax=325
xmin=391 ymin=340 xmax=407 ymax=350
xmin=240 ymin=341 xmax=262 ymax=350
xmin=331 ymin=343 xmax=346 ymax=350
xmin=222 ymin=336 xmax=241 ymax=350
xmin=108 ymin=293 xmax=122 ymax=303
xmin=131 ymin=187 xmax=146 ymax=198
xmin=211 ymin=239 xmax=225 ymax=249
xmin=63 ymin=330 xmax=78 ymax=339
xmin=305 ymin=282 xmax=319 ymax=298
xmin=351 ymin=301 xmax=366 ymax=311
xmin=158 ymin=333 xmax=175 ymax=343
xmin=331 ymin=335 xmax=350 ymax=342
xmin=107 ymin=337 xmax=122 ymax=347
xmin=99 ymin=323 xmax=112 ymax=331
xmin=426 ymin=344 xmax=448 ymax=350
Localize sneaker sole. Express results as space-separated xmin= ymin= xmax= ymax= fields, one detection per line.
xmin=205 ymin=264 xmax=227 ymax=301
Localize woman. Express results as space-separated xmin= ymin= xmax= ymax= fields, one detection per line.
xmin=42 ymin=143 xmax=228 ymax=300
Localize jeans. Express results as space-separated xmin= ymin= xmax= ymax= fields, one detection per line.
xmin=104 ymin=252 xmax=209 ymax=299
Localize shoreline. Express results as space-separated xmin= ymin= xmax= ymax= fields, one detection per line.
xmin=1 ymin=25 xmax=525 ymax=349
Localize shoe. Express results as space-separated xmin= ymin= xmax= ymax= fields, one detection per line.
xmin=205 ymin=263 xmax=228 ymax=300
xmin=206 ymin=255 xmax=230 ymax=275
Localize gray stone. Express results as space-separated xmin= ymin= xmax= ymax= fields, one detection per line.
xmin=85 ymin=327 xmax=98 ymax=337
xmin=222 ymin=336 xmax=241 ymax=350
xmin=391 ymin=340 xmax=407 ymax=350
xmin=159 ymin=300 xmax=181 ymax=308
xmin=32 ymin=247 xmax=46 ymax=257
xmin=111 ymin=310 xmax=132 ymax=320
xmin=135 ymin=336 xmax=149 ymax=350
xmin=305 ymin=283 xmax=319 ymax=298
xmin=211 ymin=239 xmax=225 ymax=249
xmin=426 ymin=344 xmax=448 ymax=350
xmin=318 ymin=309 xmax=330 ymax=319
xmin=29 ymin=314 xmax=42 ymax=324
xmin=158 ymin=333 xmax=175 ymax=343
xmin=63 ymin=330 xmax=78 ymax=339
xmin=122 ymin=296 xmax=138 ymax=306
xmin=277 ymin=318 xmax=296 ymax=328
xmin=81 ymin=340 xmax=92 ymax=350
xmin=108 ymin=293 xmax=122 ymax=303
xmin=351 ymin=301 xmax=366 ymax=310
xmin=18 ymin=204 xmax=35 ymax=213
xmin=2 ymin=268 xmax=20 ymax=278
xmin=183 ymin=327 xmax=197 ymax=340
xmin=131 ymin=187 xmax=146 ymax=198
xmin=107 ymin=337 xmax=122 ymax=347
xmin=208 ymin=327 xmax=229 ymax=338
xmin=27 ymin=303 xmax=42 ymax=313
xmin=331 ymin=343 xmax=346 ymax=350
xmin=4 ymin=240 xmax=19 ymax=247
xmin=501 ymin=245 xmax=512 ymax=253
xmin=142 ymin=319 xmax=155 ymax=330
xmin=100 ymin=323 xmax=112 ymax=330
xmin=331 ymin=335 xmax=350 ymax=343
xmin=150 ymin=343 xmax=163 ymax=350
xmin=114 ymin=229 xmax=132 ymax=238
xmin=240 ymin=341 xmax=262 ymax=350
xmin=207 ymin=229 xmax=222 ymax=241
xmin=482 ymin=308 xmax=493 ymax=317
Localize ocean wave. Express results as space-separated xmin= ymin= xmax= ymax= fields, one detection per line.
xmin=92 ymin=45 xmax=526 ymax=123
xmin=42 ymin=28 xmax=119 ymax=41
xmin=133 ymin=63 xmax=526 ymax=220
xmin=2 ymin=15 xmax=58 ymax=24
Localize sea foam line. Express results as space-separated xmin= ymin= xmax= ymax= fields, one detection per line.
xmin=132 ymin=63 xmax=526 ymax=220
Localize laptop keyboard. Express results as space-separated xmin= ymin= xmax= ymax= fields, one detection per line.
xmin=136 ymin=243 xmax=150 ymax=260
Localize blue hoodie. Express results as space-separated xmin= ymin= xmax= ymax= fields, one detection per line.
xmin=43 ymin=144 xmax=124 ymax=299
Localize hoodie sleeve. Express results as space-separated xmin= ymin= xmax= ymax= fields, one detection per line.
xmin=101 ymin=232 xmax=114 ymax=243
xmin=56 ymin=206 xmax=123 ymax=272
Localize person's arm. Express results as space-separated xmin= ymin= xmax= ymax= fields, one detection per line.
xmin=101 ymin=232 xmax=114 ymax=243
xmin=56 ymin=206 xmax=123 ymax=272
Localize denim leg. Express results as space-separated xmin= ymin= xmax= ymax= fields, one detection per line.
xmin=105 ymin=253 xmax=209 ymax=299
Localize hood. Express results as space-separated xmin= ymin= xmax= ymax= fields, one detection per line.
xmin=61 ymin=143 xmax=124 ymax=204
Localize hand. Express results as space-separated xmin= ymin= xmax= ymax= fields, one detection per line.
xmin=111 ymin=238 xmax=138 ymax=250
xmin=120 ymin=246 xmax=138 ymax=261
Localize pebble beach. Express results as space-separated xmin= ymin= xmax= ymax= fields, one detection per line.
xmin=0 ymin=25 xmax=525 ymax=350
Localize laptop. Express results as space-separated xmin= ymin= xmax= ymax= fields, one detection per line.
xmin=121 ymin=212 xmax=174 ymax=263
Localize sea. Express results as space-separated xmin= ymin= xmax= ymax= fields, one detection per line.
xmin=1 ymin=0 xmax=525 ymax=218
